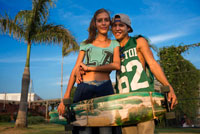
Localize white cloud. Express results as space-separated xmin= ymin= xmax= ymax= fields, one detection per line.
xmin=55 ymin=75 xmax=70 ymax=86
xmin=0 ymin=58 xmax=25 ymax=63
xmin=176 ymin=16 xmax=200 ymax=31
xmin=56 ymin=1 xmax=92 ymax=27
xmin=61 ymin=11 xmax=91 ymax=26
xmin=149 ymin=32 xmax=187 ymax=44
xmin=0 ymin=55 xmax=78 ymax=63
xmin=31 ymin=57 xmax=60 ymax=62
xmin=149 ymin=16 xmax=200 ymax=44
xmin=63 ymin=55 xmax=78 ymax=64
xmin=0 ymin=57 xmax=60 ymax=63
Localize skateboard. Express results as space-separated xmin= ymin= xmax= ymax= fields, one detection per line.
xmin=49 ymin=86 xmax=175 ymax=128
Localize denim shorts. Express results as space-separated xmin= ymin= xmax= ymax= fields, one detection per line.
xmin=73 ymin=79 xmax=114 ymax=103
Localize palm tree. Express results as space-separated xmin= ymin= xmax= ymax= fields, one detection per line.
xmin=0 ymin=0 xmax=78 ymax=128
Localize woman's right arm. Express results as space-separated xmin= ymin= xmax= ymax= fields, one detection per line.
xmin=58 ymin=51 xmax=85 ymax=115
xmin=63 ymin=51 xmax=85 ymax=99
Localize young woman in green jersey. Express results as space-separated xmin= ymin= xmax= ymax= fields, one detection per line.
xmin=58 ymin=8 xmax=120 ymax=134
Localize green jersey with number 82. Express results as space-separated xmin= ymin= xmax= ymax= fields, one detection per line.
xmin=116 ymin=37 xmax=154 ymax=93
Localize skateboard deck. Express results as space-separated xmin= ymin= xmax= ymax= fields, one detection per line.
xmin=49 ymin=91 xmax=167 ymax=126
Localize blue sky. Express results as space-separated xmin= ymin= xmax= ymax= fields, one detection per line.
xmin=0 ymin=0 xmax=200 ymax=99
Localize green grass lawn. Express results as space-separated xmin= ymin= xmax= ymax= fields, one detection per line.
xmin=0 ymin=122 xmax=65 ymax=134
xmin=0 ymin=122 xmax=200 ymax=134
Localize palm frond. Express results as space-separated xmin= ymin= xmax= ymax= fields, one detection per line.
xmin=62 ymin=39 xmax=79 ymax=57
xmin=31 ymin=24 xmax=78 ymax=48
xmin=25 ymin=0 xmax=56 ymax=40
xmin=62 ymin=47 xmax=77 ymax=57
xmin=0 ymin=14 xmax=25 ymax=40
xmin=14 ymin=10 xmax=33 ymax=27
xmin=32 ymin=0 xmax=55 ymax=26
xmin=185 ymin=42 xmax=200 ymax=48
xmin=150 ymin=44 xmax=159 ymax=53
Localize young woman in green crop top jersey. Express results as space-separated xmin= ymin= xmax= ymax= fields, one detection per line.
xmin=58 ymin=8 xmax=120 ymax=134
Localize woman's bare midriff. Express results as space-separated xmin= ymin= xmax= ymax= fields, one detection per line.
xmin=82 ymin=71 xmax=110 ymax=81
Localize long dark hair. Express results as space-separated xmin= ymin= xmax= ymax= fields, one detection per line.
xmin=84 ymin=8 xmax=111 ymax=44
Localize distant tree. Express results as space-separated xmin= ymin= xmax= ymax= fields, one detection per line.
xmin=60 ymin=43 xmax=79 ymax=103
xmin=158 ymin=43 xmax=200 ymax=119
xmin=0 ymin=0 xmax=78 ymax=128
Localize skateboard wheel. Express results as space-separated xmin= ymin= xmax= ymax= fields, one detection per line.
xmin=165 ymin=112 xmax=175 ymax=119
xmin=161 ymin=86 xmax=170 ymax=93
xmin=63 ymin=99 xmax=71 ymax=105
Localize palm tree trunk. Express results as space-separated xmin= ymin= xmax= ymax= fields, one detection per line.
xmin=15 ymin=42 xmax=31 ymax=128
xmin=61 ymin=56 xmax=64 ymax=101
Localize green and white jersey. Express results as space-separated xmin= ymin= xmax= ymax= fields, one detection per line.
xmin=116 ymin=37 xmax=154 ymax=93
xmin=80 ymin=40 xmax=119 ymax=67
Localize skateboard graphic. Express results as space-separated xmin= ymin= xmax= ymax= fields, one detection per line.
xmin=49 ymin=86 xmax=175 ymax=131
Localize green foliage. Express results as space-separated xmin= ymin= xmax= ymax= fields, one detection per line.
xmin=158 ymin=44 xmax=200 ymax=119
xmin=0 ymin=122 xmax=67 ymax=134
xmin=115 ymin=117 xmax=123 ymax=125
xmin=28 ymin=116 xmax=45 ymax=124
xmin=0 ymin=0 xmax=79 ymax=56
xmin=62 ymin=39 xmax=79 ymax=57
xmin=0 ymin=0 xmax=79 ymax=127
xmin=0 ymin=114 xmax=11 ymax=122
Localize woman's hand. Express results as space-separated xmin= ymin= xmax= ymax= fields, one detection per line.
xmin=80 ymin=62 xmax=89 ymax=71
xmin=57 ymin=101 xmax=65 ymax=115
xmin=75 ymin=67 xmax=84 ymax=84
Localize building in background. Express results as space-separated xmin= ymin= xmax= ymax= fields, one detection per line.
xmin=0 ymin=93 xmax=42 ymax=102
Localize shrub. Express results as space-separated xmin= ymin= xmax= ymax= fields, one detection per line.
xmin=0 ymin=114 xmax=11 ymax=122
xmin=28 ymin=116 xmax=45 ymax=124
